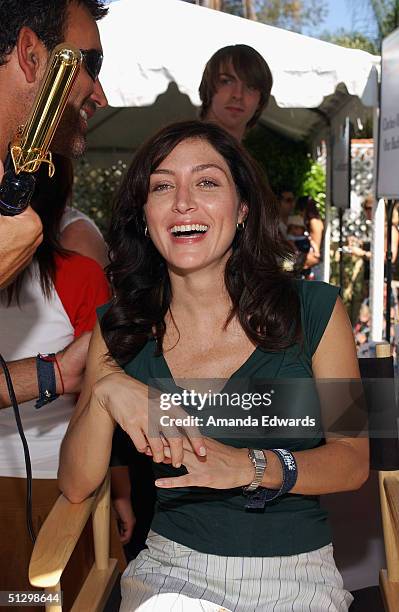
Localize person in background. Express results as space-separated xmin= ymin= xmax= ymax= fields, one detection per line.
xmin=350 ymin=196 xmax=399 ymax=353
xmin=199 ymin=44 xmax=273 ymax=143
xmin=295 ymin=196 xmax=323 ymax=276
xmin=286 ymin=213 xmax=311 ymax=275
xmin=0 ymin=154 xmax=128 ymax=606
xmin=277 ymin=188 xmax=296 ymax=238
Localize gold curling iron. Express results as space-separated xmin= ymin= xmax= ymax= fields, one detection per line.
xmin=0 ymin=43 xmax=82 ymax=216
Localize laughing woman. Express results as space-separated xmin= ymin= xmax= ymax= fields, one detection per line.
xmin=59 ymin=121 xmax=367 ymax=611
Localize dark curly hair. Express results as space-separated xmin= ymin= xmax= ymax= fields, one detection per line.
xmin=0 ymin=0 xmax=108 ymax=65
xmin=199 ymin=44 xmax=273 ymax=130
xmin=101 ymin=120 xmax=301 ymax=366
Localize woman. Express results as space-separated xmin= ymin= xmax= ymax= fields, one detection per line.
xmin=295 ymin=196 xmax=324 ymax=279
xmin=0 ymin=155 xmax=125 ymax=607
xmin=59 ymin=121 xmax=368 ymax=611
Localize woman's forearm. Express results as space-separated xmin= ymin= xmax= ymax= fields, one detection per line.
xmin=257 ymin=440 xmax=369 ymax=495
xmin=58 ymin=398 xmax=115 ymax=503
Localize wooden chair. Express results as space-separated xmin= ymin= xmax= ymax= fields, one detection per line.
xmin=324 ymin=342 xmax=399 ymax=611
xmin=29 ymin=471 xmax=121 ymax=612
xmin=29 ymin=346 xmax=399 ymax=612
xmin=368 ymin=344 xmax=399 ymax=612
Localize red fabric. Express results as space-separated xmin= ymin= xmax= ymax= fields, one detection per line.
xmin=54 ymin=253 xmax=110 ymax=337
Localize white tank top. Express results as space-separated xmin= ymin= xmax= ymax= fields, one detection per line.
xmin=0 ymin=208 xmax=98 ymax=479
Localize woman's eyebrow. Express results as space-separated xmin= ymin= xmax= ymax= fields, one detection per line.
xmin=152 ymin=164 xmax=227 ymax=176
xmin=151 ymin=169 xmax=174 ymax=175
xmin=192 ymin=163 xmax=227 ymax=175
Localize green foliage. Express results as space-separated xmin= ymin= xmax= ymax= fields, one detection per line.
xmin=244 ymin=123 xmax=323 ymax=207
xmin=301 ymin=161 xmax=326 ymax=217
xmin=220 ymin=0 xmax=244 ymax=15
xmin=321 ymin=28 xmax=379 ymax=54
xmin=370 ymin=0 xmax=399 ymax=42
xmin=183 ymin=0 xmax=328 ymax=34
xmin=254 ymin=0 xmax=328 ymax=32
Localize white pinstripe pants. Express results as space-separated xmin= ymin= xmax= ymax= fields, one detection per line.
xmin=120 ymin=530 xmax=353 ymax=612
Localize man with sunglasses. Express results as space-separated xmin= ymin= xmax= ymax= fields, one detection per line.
xmin=0 ymin=1 xmax=108 ymax=286
xmin=0 ymin=0 xmax=108 ymax=162
xmin=0 ymin=1 xmax=128 ymax=602
xmin=0 ymin=1 xmax=109 ymax=406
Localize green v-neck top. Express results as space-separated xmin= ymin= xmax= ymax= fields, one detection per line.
xmin=99 ymin=280 xmax=340 ymax=557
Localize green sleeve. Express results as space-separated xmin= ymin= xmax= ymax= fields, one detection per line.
xmin=298 ymin=281 xmax=341 ymax=356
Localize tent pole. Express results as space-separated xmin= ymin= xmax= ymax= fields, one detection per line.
xmin=338 ymin=208 xmax=344 ymax=287
xmin=371 ymin=105 xmax=385 ymax=342
xmin=385 ymin=199 xmax=395 ymax=342
xmin=323 ymin=135 xmax=332 ymax=282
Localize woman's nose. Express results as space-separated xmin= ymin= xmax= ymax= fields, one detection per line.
xmin=173 ymin=187 xmax=197 ymax=214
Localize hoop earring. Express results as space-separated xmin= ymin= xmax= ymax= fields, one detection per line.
xmin=236 ymin=221 xmax=246 ymax=231
xmin=144 ymin=225 xmax=148 ymax=237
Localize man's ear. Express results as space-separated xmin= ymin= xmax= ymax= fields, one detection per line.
xmin=16 ymin=27 xmax=47 ymax=84
xmin=238 ymin=202 xmax=249 ymax=223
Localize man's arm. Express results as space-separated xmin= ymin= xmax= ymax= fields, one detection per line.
xmin=0 ymin=333 xmax=91 ymax=409
xmin=0 ymin=160 xmax=43 ymax=288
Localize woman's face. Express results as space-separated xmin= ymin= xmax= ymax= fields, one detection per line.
xmin=144 ymin=137 xmax=247 ymax=274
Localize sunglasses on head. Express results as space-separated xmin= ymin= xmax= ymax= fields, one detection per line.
xmin=80 ymin=48 xmax=103 ymax=81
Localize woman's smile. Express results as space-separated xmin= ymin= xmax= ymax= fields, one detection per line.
xmin=145 ymin=137 xmax=246 ymax=272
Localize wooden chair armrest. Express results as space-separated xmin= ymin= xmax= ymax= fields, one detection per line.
xmin=29 ymin=493 xmax=95 ymax=588
xmin=385 ymin=475 xmax=399 ymax=537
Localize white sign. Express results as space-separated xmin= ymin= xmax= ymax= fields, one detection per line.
xmin=377 ymin=28 xmax=399 ymax=198
xmin=332 ymin=117 xmax=351 ymax=209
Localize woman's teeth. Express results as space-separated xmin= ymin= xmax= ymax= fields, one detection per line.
xmin=79 ymin=109 xmax=88 ymax=121
xmin=170 ymin=224 xmax=208 ymax=235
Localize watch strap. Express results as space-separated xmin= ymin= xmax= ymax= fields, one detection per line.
xmin=242 ymin=448 xmax=266 ymax=493
xmin=245 ymin=448 xmax=298 ymax=510
xmin=35 ymin=353 xmax=59 ymax=409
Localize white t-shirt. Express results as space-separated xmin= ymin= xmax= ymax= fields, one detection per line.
xmin=0 ymin=209 xmax=107 ymax=478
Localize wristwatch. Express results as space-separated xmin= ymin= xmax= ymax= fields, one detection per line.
xmin=242 ymin=448 xmax=267 ymax=493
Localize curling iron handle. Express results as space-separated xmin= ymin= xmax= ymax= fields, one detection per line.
xmin=0 ymin=169 xmax=36 ymax=216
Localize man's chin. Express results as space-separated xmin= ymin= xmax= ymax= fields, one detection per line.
xmin=52 ymin=133 xmax=87 ymax=159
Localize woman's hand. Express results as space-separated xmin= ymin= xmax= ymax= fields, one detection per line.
xmin=154 ymin=437 xmax=253 ymax=490
xmin=92 ymin=372 xmax=207 ymax=465
xmin=112 ymin=496 xmax=136 ymax=545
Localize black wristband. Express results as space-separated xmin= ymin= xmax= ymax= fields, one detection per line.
xmin=35 ymin=353 xmax=59 ymax=409
xmin=244 ymin=448 xmax=298 ymax=510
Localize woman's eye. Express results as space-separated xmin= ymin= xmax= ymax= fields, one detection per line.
xmin=151 ymin=183 xmax=173 ymax=192
xmin=198 ymin=179 xmax=218 ymax=188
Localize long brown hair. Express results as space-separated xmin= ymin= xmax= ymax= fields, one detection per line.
xmin=101 ymin=120 xmax=301 ymax=365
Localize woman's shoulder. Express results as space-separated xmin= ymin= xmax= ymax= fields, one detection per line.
xmin=293 ymin=279 xmax=340 ymax=306
xmin=293 ymin=280 xmax=341 ymax=356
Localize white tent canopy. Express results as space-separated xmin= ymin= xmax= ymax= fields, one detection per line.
xmin=87 ymin=0 xmax=380 ymax=159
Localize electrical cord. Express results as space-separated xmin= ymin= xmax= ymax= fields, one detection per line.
xmin=0 ymin=353 xmax=36 ymax=543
